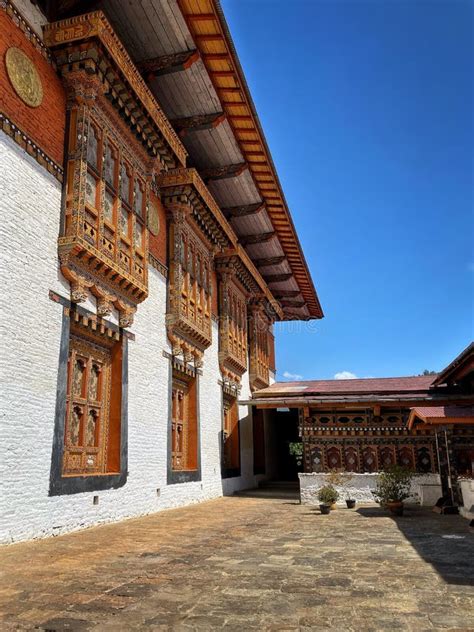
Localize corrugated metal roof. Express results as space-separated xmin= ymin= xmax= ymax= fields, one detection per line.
xmin=253 ymin=375 xmax=436 ymax=398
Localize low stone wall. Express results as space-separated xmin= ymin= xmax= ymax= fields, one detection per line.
xmin=459 ymin=479 xmax=474 ymax=520
xmin=299 ymin=472 xmax=441 ymax=506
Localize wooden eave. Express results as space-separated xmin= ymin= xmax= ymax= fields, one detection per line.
xmin=52 ymin=2 xmax=322 ymax=320
xmin=431 ymin=343 xmax=474 ymax=386
xmin=43 ymin=11 xmax=187 ymax=168
xmin=176 ymin=0 xmax=323 ymax=320
xmin=240 ymin=393 xmax=474 ymax=409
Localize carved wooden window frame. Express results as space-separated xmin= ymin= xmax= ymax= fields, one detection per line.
xmin=171 ymin=367 xmax=198 ymax=474
xmin=249 ymin=307 xmax=271 ymax=390
xmin=62 ymin=322 xmax=122 ymax=478
xmin=50 ymin=304 xmax=128 ymax=496
xmin=61 ymin=102 xmax=150 ymax=315
xmin=222 ymin=392 xmax=240 ymax=478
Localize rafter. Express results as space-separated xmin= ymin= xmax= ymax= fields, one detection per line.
xmin=272 ymin=290 xmax=301 ymax=298
xmin=221 ymin=202 xmax=264 ymax=218
xmin=170 ymin=112 xmax=226 ymax=138
xmin=240 ymin=232 xmax=275 ymax=246
xmin=138 ymin=50 xmax=200 ymax=77
xmin=280 ymin=300 xmax=306 ymax=308
xmin=263 ymin=273 xmax=293 ymax=283
xmin=201 ymin=162 xmax=247 ymax=182
xmin=187 ymin=13 xmax=216 ymax=21
xmin=252 ymin=256 xmax=286 ymax=267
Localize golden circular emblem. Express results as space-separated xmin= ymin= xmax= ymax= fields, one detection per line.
xmin=5 ymin=47 xmax=43 ymax=108
xmin=148 ymin=203 xmax=160 ymax=236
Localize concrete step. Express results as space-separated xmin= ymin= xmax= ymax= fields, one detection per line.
xmin=234 ymin=488 xmax=300 ymax=500
xmin=258 ymin=480 xmax=300 ymax=490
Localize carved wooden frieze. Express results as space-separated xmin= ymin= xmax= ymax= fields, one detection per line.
xmin=165 ymin=202 xmax=214 ymax=364
xmin=43 ymin=11 xmax=187 ymax=168
xmin=248 ymin=299 xmax=272 ymax=392
xmin=42 ymin=11 xmax=188 ymax=327
xmin=57 ymin=72 xmax=151 ymax=327
xmin=215 ymin=257 xmax=249 ymax=387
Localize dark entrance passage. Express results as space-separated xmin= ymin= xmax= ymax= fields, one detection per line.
xmin=273 ymin=408 xmax=301 ymax=481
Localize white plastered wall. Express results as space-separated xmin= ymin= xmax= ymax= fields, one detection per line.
xmin=0 ymin=133 xmax=265 ymax=544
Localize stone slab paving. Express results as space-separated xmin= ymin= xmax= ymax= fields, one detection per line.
xmin=0 ymin=497 xmax=473 ymax=631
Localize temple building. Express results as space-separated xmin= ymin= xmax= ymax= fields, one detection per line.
xmin=247 ymin=343 xmax=474 ymax=503
xmin=0 ymin=0 xmax=323 ymax=543
xmin=1 ymin=0 xmax=472 ymax=545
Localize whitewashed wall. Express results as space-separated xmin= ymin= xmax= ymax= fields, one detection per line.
xmin=459 ymin=479 xmax=474 ymax=520
xmin=0 ymin=134 xmax=68 ymax=543
xmin=299 ymin=472 xmax=441 ymax=506
xmin=0 ymin=134 xmax=263 ymax=544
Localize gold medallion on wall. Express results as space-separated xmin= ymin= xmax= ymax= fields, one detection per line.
xmin=5 ymin=47 xmax=43 ymax=108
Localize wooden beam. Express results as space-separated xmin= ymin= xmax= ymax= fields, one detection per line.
xmin=253 ymin=256 xmax=286 ymax=267
xmin=202 ymin=53 xmax=229 ymax=61
xmin=195 ymin=34 xmax=223 ymax=42
xmin=138 ymin=50 xmax=200 ymax=77
xmin=187 ymin=13 xmax=216 ymax=21
xmin=280 ymin=300 xmax=306 ymax=308
xmin=41 ymin=0 xmax=99 ymax=20
xmin=171 ymin=112 xmax=226 ymax=137
xmin=210 ymin=71 xmax=236 ymax=78
xmin=218 ymin=87 xmax=242 ymax=94
xmin=222 ymin=202 xmax=264 ymax=218
xmin=263 ymin=273 xmax=293 ymax=283
xmin=240 ymin=232 xmax=275 ymax=246
xmin=201 ymin=162 xmax=248 ymax=182
xmin=272 ymin=290 xmax=301 ymax=298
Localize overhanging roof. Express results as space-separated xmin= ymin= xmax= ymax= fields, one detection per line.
xmin=240 ymin=375 xmax=467 ymax=407
xmin=432 ymin=342 xmax=474 ymax=386
xmin=252 ymin=375 xmax=436 ymax=398
xmin=54 ymin=0 xmax=324 ymax=320
xmin=408 ymin=406 xmax=474 ymax=429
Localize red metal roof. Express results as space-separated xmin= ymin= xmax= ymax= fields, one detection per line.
xmin=407 ymin=405 xmax=474 ymax=429
xmin=410 ymin=406 xmax=474 ymax=419
xmin=254 ymin=375 xmax=436 ymax=398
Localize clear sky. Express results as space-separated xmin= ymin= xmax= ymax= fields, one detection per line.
xmin=221 ymin=0 xmax=473 ymax=380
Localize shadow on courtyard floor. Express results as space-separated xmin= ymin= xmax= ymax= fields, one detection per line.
xmin=356 ymin=505 xmax=474 ymax=586
xmin=234 ymin=487 xmax=300 ymax=501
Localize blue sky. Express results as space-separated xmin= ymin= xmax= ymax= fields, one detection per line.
xmin=221 ymin=0 xmax=473 ymax=380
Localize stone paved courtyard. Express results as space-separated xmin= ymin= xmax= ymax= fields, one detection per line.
xmin=0 ymin=496 xmax=473 ymax=631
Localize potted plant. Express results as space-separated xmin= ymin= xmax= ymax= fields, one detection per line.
xmin=317 ymin=484 xmax=339 ymax=514
xmin=325 ymin=469 xmax=356 ymax=508
xmin=373 ymin=465 xmax=414 ymax=516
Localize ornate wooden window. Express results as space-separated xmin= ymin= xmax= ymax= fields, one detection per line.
xmin=216 ymin=262 xmax=248 ymax=387
xmin=249 ymin=303 xmax=271 ymax=392
xmin=311 ymin=447 xmax=323 ymax=472
xmin=166 ymin=204 xmax=213 ymax=363
xmin=62 ymin=324 xmax=122 ymax=476
xmin=398 ymin=446 xmax=415 ymax=469
xmin=362 ymin=446 xmax=378 ymax=472
xmin=171 ymin=368 xmax=198 ymax=471
xmin=63 ymin=109 xmax=149 ymax=297
xmin=44 ymin=12 xmax=189 ymax=326
xmin=326 ymin=446 xmax=342 ymax=470
xmin=344 ymin=447 xmax=359 ymax=472
xmin=416 ymin=446 xmax=433 ymax=473
xmin=379 ymin=446 xmax=396 ymax=469
xmin=222 ymin=393 xmax=240 ymax=475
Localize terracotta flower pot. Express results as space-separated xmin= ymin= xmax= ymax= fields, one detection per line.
xmin=386 ymin=501 xmax=404 ymax=516
xmin=330 ymin=502 xmax=337 ymax=510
